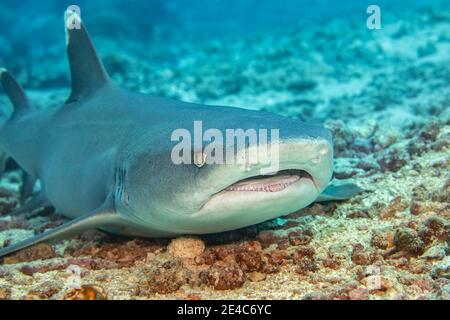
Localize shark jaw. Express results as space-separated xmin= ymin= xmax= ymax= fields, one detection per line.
xmin=192 ymin=168 xmax=319 ymax=232
xmin=200 ymin=169 xmax=317 ymax=212
xmin=222 ymin=169 xmax=312 ymax=192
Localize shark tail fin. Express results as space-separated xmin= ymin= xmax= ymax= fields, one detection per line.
xmin=0 ymin=69 xmax=30 ymax=120
xmin=64 ymin=10 xmax=110 ymax=104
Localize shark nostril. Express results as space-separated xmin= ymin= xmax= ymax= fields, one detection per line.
xmin=319 ymin=145 xmax=330 ymax=156
xmin=311 ymin=155 xmax=322 ymax=164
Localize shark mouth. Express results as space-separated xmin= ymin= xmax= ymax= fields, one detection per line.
xmin=223 ymin=169 xmax=313 ymax=193
xmin=196 ymin=168 xmax=320 ymax=219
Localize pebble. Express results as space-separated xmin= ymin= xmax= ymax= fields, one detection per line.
xmin=167 ymin=236 xmax=205 ymax=259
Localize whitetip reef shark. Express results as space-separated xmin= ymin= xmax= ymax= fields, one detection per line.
xmin=0 ymin=12 xmax=360 ymax=257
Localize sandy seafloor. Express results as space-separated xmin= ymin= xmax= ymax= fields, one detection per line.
xmin=0 ymin=4 xmax=449 ymax=300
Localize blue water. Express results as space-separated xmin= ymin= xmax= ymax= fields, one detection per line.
xmin=0 ymin=0 xmax=448 ymax=133
xmin=1 ymin=0 xmax=448 ymax=60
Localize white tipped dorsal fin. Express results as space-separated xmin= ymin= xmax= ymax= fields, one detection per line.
xmin=0 ymin=68 xmax=30 ymax=118
xmin=64 ymin=10 xmax=110 ymax=103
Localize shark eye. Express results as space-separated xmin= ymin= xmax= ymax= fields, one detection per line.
xmin=193 ymin=150 xmax=207 ymax=168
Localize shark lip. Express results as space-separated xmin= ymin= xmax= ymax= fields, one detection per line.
xmin=195 ymin=168 xmax=318 ymax=216
xmin=221 ymin=169 xmax=314 ymax=193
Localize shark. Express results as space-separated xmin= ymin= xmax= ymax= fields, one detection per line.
xmin=0 ymin=12 xmax=360 ymax=257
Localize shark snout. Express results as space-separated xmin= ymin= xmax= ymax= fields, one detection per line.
xmin=187 ymin=135 xmax=333 ymax=232
xmin=287 ymin=137 xmax=333 ymax=192
xmin=232 ymin=135 xmax=333 ymax=192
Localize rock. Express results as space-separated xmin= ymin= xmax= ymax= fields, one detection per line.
xmin=362 ymin=276 xmax=393 ymax=294
xmin=63 ymin=285 xmax=107 ymax=300
xmin=410 ymin=201 xmax=423 ymax=215
xmin=288 ymin=229 xmax=314 ymax=246
xmin=3 ymin=243 xmax=57 ymax=264
xmin=420 ymin=244 xmax=446 ymax=260
xmin=379 ymin=196 xmax=409 ymax=219
xmin=256 ymin=231 xmax=285 ymax=248
xmin=200 ymin=263 xmax=246 ymax=290
xmin=376 ymin=131 xmax=397 ymax=148
xmin=394 ymin=228 xmax=424 ymax=256
xmin=322 ymin=257 xmax=341 ymax=269
xmin=24 ymin=283 xmax=61 ymax=300
xmin=0 ymin=216 xmax=28 ymax=231
xmin=19 ymin=262 xmax=69 ymax=276
xmin=167 ymin=236 xmax=205 ymax=259
xmin=247 ymin=272 xmax=267 ymax=282
xmin=144 ymin=259 xmax=190 ymax=294
xmin=418 ymin=216 xmax=448 ymax=246
xmin=0 ymin=197 xmax=18 ymax=216
xmin=0 ymin=286 xmax=11 ymax=300
xmin=91 ymin=239 xmax=165 ymax=267
xmin=432 ymin=177 xmax=450 ymax=203
xmin=292 ymin=246 xmax=318 ymax=274
xmin=287 ymin=79 xmax=317 ymax=92
xmin=325 ymin=122 xmax=356 ymax=157
xmin=351 ymin=244 xmax=377 ymax=265
xmin=235 ymin=250 xmax=263 ymax=273
xmin=378 ymin=149 xmax=408 ymax=173
xmin=303 ymin=281 xmax=359 ymax=300
xmin=371 ymin=229 xmax=395 ymax=250
xmin=431 ymin=265 xmax=450 ymax=280
xmin=348 ymin=288 xmax=369 ymax=300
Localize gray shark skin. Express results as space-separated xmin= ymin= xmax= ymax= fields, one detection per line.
xmin=0 ymin=12 xmax=360 ymax=257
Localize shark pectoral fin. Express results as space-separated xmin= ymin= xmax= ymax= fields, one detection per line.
xmin=315 ymin=183 xmax=363 ymax=202
xmin=0 ymin=69 xmax=30 ymax=118
xmin=19 ymin=172 xmax=37 ymax=203
xmin=64 ymin=11 xmax=110 ymax=103
xmin=0 ymin=200 xmax=120 ymax=258
xmin=7 ymin=191 xmax=49 ymax=216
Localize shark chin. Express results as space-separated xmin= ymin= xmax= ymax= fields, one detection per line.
xmin=192 ymin=169 xmax=319 ymax=233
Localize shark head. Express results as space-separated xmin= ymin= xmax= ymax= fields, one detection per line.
xmin=115 ymin=103 xmax=333 ymax=236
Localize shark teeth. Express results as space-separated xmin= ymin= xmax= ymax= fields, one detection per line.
xmin=224 ymin=175 xmax=300 ymax=193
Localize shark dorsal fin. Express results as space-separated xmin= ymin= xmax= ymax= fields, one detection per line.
xmin=0 ymin=69 xmax=30 ymax=118
xmin=64 ymin=11 xmax=110 ymax=103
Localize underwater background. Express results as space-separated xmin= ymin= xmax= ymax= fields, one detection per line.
xmin=0 ymin=0 xmax=449 ymax=299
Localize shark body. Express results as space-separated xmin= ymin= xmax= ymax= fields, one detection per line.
xmin=0 ymin=12 xmax=360 ymax=257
